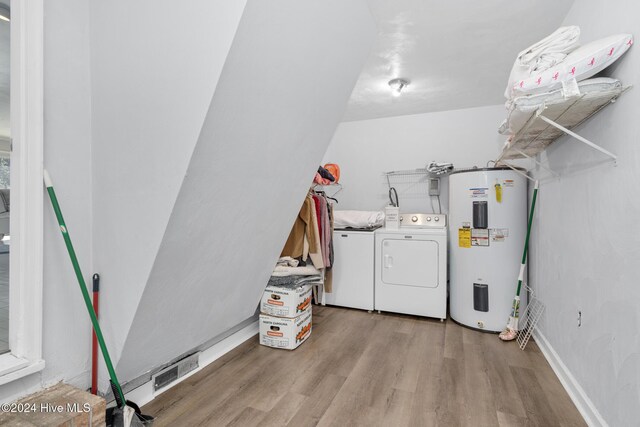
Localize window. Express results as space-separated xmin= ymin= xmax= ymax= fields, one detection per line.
xmin=0 ymin=1 xmax=11 ymax=355
xmin=0 ymin=0 xmax=45 ymax=384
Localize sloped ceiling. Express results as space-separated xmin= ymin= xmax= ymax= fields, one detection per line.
xmin=116 ymin=0 xmax=375 ymax=380
xmin=89 ymin=0 xmax=249 ymax=378
xmin=344 ymin=0 xmax=575 ymax=121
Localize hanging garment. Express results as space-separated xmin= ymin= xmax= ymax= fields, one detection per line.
xmin=280 ymin=196 xmax=318 ymax=260
xmin=328 ymin=202 xmax=334 ymax=267
xmin=307 ymin=195 xmax=324 ymax=269
xmin=325 ymin=202 xmax=334 ymax=292
xmin=312 ymin=195 xmax=323 ymax=238
xmin=315 ymin=196 xmax=330 ymax=268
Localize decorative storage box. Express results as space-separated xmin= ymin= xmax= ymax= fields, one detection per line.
xmin=260 ymin=282 xmax=312 ymax=318
xmin=259 ymin=307 xmax=312 ymax=350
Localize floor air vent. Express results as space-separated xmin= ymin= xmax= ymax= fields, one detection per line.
xmin=152 ymin=352 xmax=200 ymax=391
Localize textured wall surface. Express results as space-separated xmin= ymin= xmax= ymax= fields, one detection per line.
xmin=88 ymin=0 xmax=248 ymax=386
xmin=116 ymin=0 xmax=375 ymax=380
xmin=530 ymin=1 xmax=639 ymax=425
xmin=323 ymin=104 xmax=506 ymax=213
xmin=0 ymin=0 xmax=95 ymax=404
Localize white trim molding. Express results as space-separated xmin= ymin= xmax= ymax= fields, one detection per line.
xmin=0 ymin=0 xmax=45 ymax=381
xmin=533 ymin=330 xmax=608 ymax=427
xmin=125 ymin=321 xmax=259 ymax=408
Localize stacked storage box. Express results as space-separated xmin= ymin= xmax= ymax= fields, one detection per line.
xmin=259 ymin=282 xmax=313 ymax=350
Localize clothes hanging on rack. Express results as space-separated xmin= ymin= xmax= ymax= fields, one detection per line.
xmin=314 ymin=191 xmax=334 ymax=292
xmin=280 ymin=189 xmax=335 ymax=294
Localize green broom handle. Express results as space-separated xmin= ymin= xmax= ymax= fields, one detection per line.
xmin=516 ymin=180 xmax=539 ymax=296
xmin=44 ymin=170 xmax=127 ymax=407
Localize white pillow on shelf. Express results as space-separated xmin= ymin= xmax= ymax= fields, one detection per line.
xmin=506 ymin=33 xmax=633 ymax=99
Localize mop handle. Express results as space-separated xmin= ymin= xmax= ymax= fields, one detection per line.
xmin=515 ymin=180 xmax=539 ymax=297
xmin=44 ymin=170 xmax=127 ymax=407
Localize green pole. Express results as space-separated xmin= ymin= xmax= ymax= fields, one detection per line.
xmin=44 ymin=170 xmax=126 ymax=407
xmin=515 ymin=180 xmax=539 ymax=297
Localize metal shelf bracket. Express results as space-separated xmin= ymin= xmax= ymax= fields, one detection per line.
xmin=536 ymin=109 xmax=617 ymax=164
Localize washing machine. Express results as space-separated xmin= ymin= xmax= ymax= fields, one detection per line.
xmin=374 ymin=214 xmax=447 ymax=320
xmin=325 ymin=229 xmax=375 ymax=311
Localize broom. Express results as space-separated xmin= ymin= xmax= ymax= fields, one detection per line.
xmin=499 ymin=179 xmax=539 ymax=341
xmin=44 ymin=170 xmax=154 ymax=426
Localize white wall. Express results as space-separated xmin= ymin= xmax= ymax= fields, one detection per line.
xmin=0 ymin=0 xmax=94 ymax=403
xmin=116 ymin=0 xmax=375 ymax=381
xmin=530 ymin=1 xmax=639 ymax=425
xmin=89 ymin=0 xmax=248 ymax=381
xmin=1 ymin=0 xmax=374 ymax=402
xmin=323 ymin=104 xmax=506 ymax=213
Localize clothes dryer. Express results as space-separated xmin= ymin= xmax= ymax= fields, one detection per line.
xmin=374 ymin=214 xmax=447 ymax=320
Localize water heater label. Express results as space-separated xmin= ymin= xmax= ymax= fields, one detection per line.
xmin=458 ymin=228 xmax=471 ymax=248
xmin=502 ymin=179 xmax=515 ymax=187
xmin=471 ymin=229 xmax=490 ymax=246
xmin=490 ymin=228 xmax=509 ymax=242
xmin=469 ymin=187 xmax=488 ymax=198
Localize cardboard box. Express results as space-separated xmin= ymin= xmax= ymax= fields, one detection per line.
xmin=261 ymin=282 xmax=312 ymax=318
xmin=259 ymin=307 xmax=312 ymax=350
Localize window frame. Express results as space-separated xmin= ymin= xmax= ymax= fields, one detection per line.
xmin=0 ymin=0 xmax=45 ymax=384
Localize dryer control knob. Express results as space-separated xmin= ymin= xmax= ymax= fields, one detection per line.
xmin=427 ymin=217 xmax=432 ymax=221
xmin=411 ymin=216 xmax=418 ymax=222
xmin=434 ymin=217 xmax=440 ymax=222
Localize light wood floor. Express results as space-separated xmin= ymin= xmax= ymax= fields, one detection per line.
xmin=143 ymin=306 xmax=585 ymax=427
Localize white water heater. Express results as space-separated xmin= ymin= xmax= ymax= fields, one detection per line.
xmin=449 ymin=168 xmax=527 ymax=332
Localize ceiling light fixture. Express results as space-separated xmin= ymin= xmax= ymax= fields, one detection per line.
xmin=0 ymin=5 xmax=10 ymax=22
xmin=388 ymin=78 xmax=409 ymax=96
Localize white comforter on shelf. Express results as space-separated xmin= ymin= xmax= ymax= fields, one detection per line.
xmin=504 ymin=26 xmax=580 ymax=99
xmin=500 ymin=26 xmax=633 ymax=141
xmin=333 ymin=210 xmax=384 ymax=229
xmin=504 ymin=27 xmax=633 ymax=102
xmin=499 ymin=78 xmax=623 ymax=136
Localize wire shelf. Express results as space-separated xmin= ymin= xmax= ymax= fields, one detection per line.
xmin=498 ymin=85 xmax=630 ymax=162
xmin=383 ymin=170 xmax=433 ymax=196
xmin=517 ymin=284 xmax=545 ymax=351
xmin=384 ymin=168 xmax=433 ymax=178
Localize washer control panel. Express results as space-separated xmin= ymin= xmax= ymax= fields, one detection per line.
xmin=399 ymin=213 xmax=447 ymax=228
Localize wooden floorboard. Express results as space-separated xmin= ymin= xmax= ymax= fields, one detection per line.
xmin=144 ymin=305 xmax=585 ymax=427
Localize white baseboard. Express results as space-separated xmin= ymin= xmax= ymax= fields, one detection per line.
xmin=533 ymin=330 xmax=607 ymax=427
xmin=125 ymin=321 xmax=259 ymax=408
